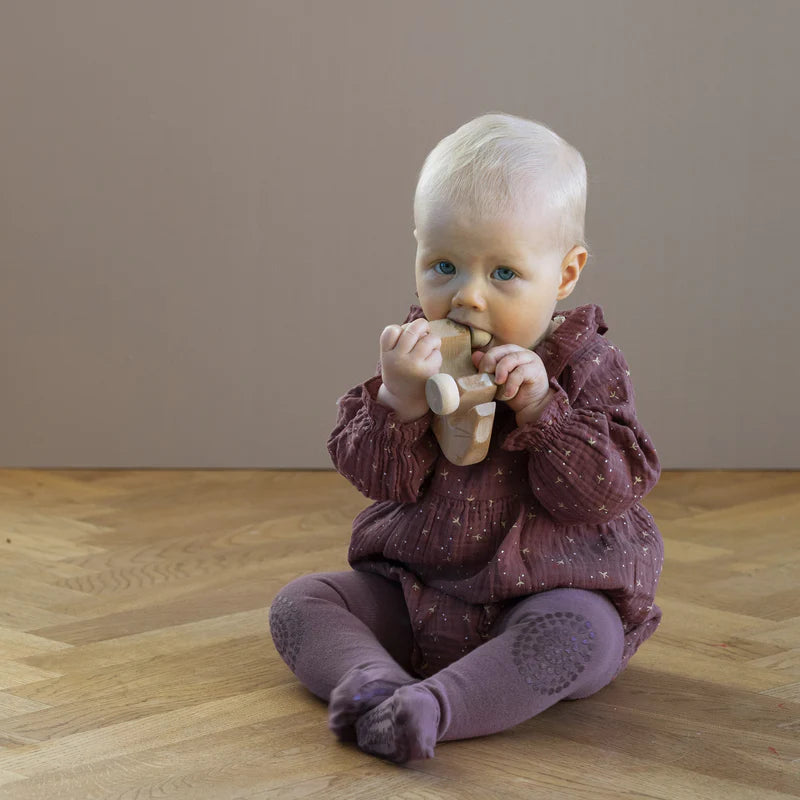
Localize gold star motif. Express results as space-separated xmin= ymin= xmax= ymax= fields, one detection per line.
xmin=588 ymin=438 xmax=597 ymax=446
xmin=575 ymin=332 xmax=583 ymax=340
xmin=593 ymin=356 xmax=601 ymax=365
xmin=495 ymin=468 xmax=504 ymax=477
xmin=441 ymin=469 xmax=449 ymax=477
xmin=474 ymin=533 xmax=484 ymax=542
xmin=466 ymin=495 xmax=476 ymax=502
xmin=522 ymin=547 xmax=530 ymax=555
xmin=634 ymin=476 xmax=643 ymax=484
xmin=600 ymin=571 xmax=609 ymax=579
xmin=556 ymin=476 xmax=564 ymax=484
xmin=412 ymin=582 xmax=420 ymax=591
xmin=610 ymin=391 xmax=619 ymax=400
xmin=557 ymin=559 xmax=566 ymax=565
xmin=463 ymin=614 xmax=470 ymax=622
xmin=565 ymin=450 xmax=572 ymax=457
xmin=636 ymin=579 xmax=643 ymax=588
xmin=527 ymin=511 xmax=536 ymax=520
xmin=596 ymin=475 xmax=605 ymax=483
xmin=598 ymin=505 xmax=608 ymax=513
xmin=567 ymin=536 xmax=575 ymax=543
xmin=452 ymin=516 xmax=461 ymax=526
xmin=388 ymin=422 xmax=397 ymax=430
xmin=516 ymin=576 xmax=525 ymax=587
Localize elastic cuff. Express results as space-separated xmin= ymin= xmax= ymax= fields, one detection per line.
xmin=361 ymin=376 xmax=433 ymax=441
xmin=502 ymin=377 xmax=573 ymax=452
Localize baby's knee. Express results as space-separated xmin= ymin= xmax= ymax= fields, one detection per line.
xmin=268 ymin=573 xmax=350 ymax=669
xmin=269 ymin=590 xmax=306 ymax=672
xmin=269 ymin=574 xmax=324 ymax=668
xmin=273 ymin=572 xmax=324 ymax=601
xmin=271 ymin=572 xmax=351 ymax=612
xmin=503 ymin=589 xmax=625 ymax=700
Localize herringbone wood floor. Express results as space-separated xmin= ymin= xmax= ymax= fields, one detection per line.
xmin=0 ymin=469 xmax=797 ymax=799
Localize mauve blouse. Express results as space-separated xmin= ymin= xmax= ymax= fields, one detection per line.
xmin=328 ymin=304 xmax=663 ymax=678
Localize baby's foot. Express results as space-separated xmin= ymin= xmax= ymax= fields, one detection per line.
xmin=328 ymin=667 xmax=414 ymax=742
xmin=354 ymin=684 xmax=440 ymax=763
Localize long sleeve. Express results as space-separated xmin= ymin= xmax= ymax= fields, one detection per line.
xmin=327 ymin=374 xmax=440 ymax=503
xmin=503 ymin=341 xmax=660 ymax=524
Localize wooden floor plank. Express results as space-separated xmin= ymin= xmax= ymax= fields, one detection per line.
xmin=0 ymin=469 xmax=797 ymax=799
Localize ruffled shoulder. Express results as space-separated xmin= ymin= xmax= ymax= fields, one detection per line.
xmin=533 ymin=304 xmax=608 ymax=376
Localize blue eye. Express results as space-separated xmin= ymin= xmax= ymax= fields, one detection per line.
xmin=433 ymin=261 xmax=456 ymax=275
xmin=493 ymin=267 xmax=516 ymax=281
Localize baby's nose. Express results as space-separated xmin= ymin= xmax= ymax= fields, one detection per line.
xmin=453 ymin=279 xmax=487 ymax=310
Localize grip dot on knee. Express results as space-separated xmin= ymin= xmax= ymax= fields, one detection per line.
xmin=269 ymin=594 xmax=305 ymax=671
xmin=511 ymin=613 xmax=596 ymax=695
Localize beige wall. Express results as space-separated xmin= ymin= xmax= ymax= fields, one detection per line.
xmin=1 ymin=1 xmax=798 ymax=469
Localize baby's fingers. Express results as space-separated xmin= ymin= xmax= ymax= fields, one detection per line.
xmin=380 ymin=324 xmax=404 ymax=353
xmin=497 ymin=363 xmax=534 ymax=400
xmin=493 ymin=350 xmax=536 ymax=385
xmin=380 ymin=318 xmax=430 ymax=353
xmin=413 ymin=334 xmax=442 ymax=360
xmin=476 ymin=344 xmax=526 ymax=378
xmin=394 ymin=318 xmax=431 ymax=354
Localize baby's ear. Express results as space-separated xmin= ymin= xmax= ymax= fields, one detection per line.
xmin=557 ymin=247 xmax=588 ymax=300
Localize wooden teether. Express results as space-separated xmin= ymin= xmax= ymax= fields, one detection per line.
xmin=425 ymin=319 xmax=499 ymax=466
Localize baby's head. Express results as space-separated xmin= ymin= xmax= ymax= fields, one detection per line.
xmin=413 ymin=112 xmax=589 ymax=351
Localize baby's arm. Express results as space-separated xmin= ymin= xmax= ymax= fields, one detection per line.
xmin=327 ymin=379 xmax=439 ymax=502
xmin=503 ymin=342 xmax=660 ymax=524
xmin=327 ymin=320 xmax=441 ymax=502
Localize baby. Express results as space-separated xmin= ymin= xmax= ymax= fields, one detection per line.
xmin=269 ymin=112 xmax=663 ymax=763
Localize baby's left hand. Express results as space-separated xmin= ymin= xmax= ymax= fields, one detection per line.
xmin=472 ymin=345 xmax=555 ymax=424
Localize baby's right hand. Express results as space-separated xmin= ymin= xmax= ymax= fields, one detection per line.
xmin=378 ymin=318 xmax=442 ymax=419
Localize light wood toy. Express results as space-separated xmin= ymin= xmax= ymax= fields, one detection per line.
xmin=425 ymin=319 xmax=500 ymax=466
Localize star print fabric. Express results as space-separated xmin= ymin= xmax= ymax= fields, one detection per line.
xmin=503 ymin=338 xmax=661 ymax=525
xmin=328 ymin=375 xmax=438 ymax=503
xmin=327 ymin=304 xmax=663 ymax=679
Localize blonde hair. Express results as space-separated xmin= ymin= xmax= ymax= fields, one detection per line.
xmin=414 ymin=112 xmax=589 ymax=258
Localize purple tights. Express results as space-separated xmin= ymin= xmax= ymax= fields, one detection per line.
xmin=269 ymin=571 xmax=624 ymax=763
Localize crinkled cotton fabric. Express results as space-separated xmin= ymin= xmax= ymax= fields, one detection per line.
xmin=328 ymin=304 xmax=663 ymax=678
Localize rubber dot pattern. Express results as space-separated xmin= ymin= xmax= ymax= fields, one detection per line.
xmin=269 ymin=594 xmax=305 ymax=671
xmin=511 ymin=611 xmax=596 ymax=695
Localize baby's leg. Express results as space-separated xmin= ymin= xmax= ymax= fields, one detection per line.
xmin=355 ymin=588 xmax=624 ymax=762
xmin=269 ymin=571 xmax=417 ymax=740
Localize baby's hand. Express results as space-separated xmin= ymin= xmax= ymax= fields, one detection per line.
xmin=472 ymin=345 xmax=555 ymax=424
xmin=378 ymin=318 xmax=442 ymax=420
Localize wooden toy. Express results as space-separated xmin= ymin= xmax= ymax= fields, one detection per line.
xmin=425 ymin=319 xmax=500 ymax=466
